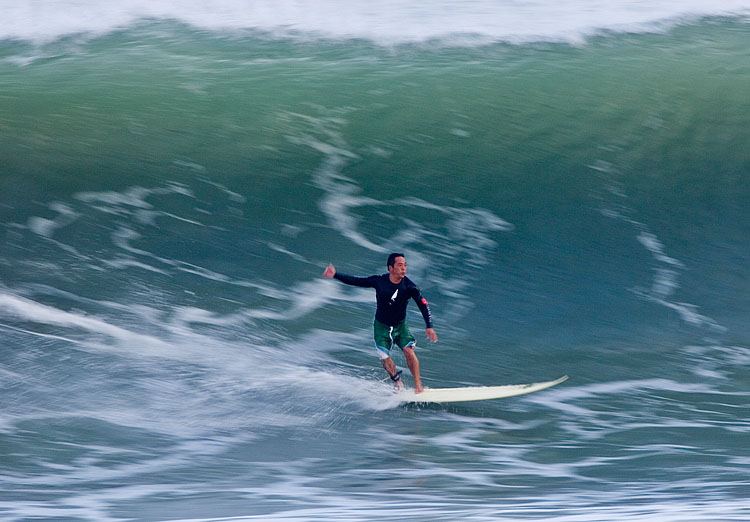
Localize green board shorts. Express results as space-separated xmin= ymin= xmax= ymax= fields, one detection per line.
xmin=373 ymin=319 xmax=416 ymax=360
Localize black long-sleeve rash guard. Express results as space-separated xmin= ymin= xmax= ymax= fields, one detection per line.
xmin=333 ymin=272 xmax=433 ymax=328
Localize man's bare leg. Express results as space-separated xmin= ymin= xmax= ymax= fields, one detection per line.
xmin=382 ymin=356 xmax=404 ymax=390
xmin=403 ymin=347 xmax=423 ymax=393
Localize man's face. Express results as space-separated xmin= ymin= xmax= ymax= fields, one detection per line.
xmin=388 ymin=256 xmax=407 ymax=281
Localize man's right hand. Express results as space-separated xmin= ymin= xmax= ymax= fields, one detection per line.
xmin=322 ymin=264 xmax=336 ymax=279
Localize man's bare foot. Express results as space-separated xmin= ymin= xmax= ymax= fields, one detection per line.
xmin=415 ymin=384 xmax=424 ymax=394
xmin=394 ymin=380 xmax=404 ymax=391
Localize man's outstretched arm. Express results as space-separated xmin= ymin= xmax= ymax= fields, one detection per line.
xmin=323 ymin=264 xmax=376 ymax=288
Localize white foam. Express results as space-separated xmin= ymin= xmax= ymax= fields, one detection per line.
xmin=167 ymin=481 xmax=750 ymax=521
xmin=594 ymin=155 xmax=726 ymax=333
xmin=75 ymin=184 xmax=194 ymax=211
xmin=629 ymin=228 xmax=725 ymax=330
xmin=314 ymin=162 xmax=387 ymax=253
xmin=27 ymin=202 xmax=79 ymax=238
xmin=637 ymin=231 xmax=684 ymax=268
xmin=0 ymin=292 xmax=168 ymax=349
xmin=2 ymin=0 xmax=749 ymax=45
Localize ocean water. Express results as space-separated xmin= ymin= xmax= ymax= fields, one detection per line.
xmin=1 ymin=1 xmax=749 ymax=520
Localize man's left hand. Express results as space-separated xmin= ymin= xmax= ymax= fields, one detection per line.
xmin=425 ymin=328 xmax=438 ymax=343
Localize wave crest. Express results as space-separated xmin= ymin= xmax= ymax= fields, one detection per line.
xmin=3 ymin=1 xmax=750 ymax=45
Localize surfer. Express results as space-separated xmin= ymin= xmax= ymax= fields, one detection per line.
xmin=323 ymin=253 xmax=438 ymax=393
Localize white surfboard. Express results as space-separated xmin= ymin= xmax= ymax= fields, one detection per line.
xmin=399 ymin=375 xmax=568 ymax=403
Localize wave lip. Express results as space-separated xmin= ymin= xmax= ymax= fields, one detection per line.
xmin=3 ymin=0 xmax=750 ymax=45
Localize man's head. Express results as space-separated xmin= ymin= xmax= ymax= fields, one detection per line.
xmin=387 ymin=253 xmax=407 ymax=282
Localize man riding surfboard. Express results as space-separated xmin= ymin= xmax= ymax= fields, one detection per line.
xmin=323 ymin=253 xmax=438 ymax=393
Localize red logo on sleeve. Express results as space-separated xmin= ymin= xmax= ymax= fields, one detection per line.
xmin=421 ymin=298 xmax=428 ymax=305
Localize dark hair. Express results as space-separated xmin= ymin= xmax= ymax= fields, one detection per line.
xmin=387 ymin=252 xmax=405 ymax=268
